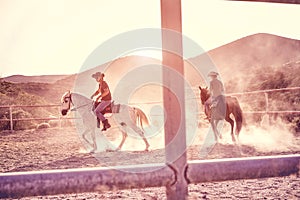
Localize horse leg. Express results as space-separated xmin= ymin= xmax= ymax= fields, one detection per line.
xmin=90 ymin=129 xmax=97 ymax=153
xmin=82 ymin=129 xmax=96 ymax=152
xmin=132 ymin=128 xmax=150 ymax=151
xmin=211 ymin=120 xmax=220 ymax=143
xmin=225 ymin=114 xmax=235 ymax=143
xmin=136 ymin=130 xmax=150 ymax=151
xmin=126 ymin=119 xmax=150 ymax=151
xmin=116 ymin=130 xmax=127 ymax=151
xmin=216 ymin=120 xmax=224 ymax=140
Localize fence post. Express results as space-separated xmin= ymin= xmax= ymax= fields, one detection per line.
xmin=161 ymin=0 xmax=188 ymax=199
xmin=264 ymin=92 xmax=269 ymax=113
xmin=9 ymin=106 xmax=13 ymax=132
xmin=58 ymin=106 xmax=62 ymax=128
xmin=264 ymin=92 xmax=270 ymax=124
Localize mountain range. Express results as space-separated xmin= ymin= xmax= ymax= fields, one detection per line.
xmin=2 ymin=33 xmax=300 ymax=96
xmin=2 ymin=74 xmax=70 ymax=84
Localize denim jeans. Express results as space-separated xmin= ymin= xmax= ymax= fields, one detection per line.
xmin=94 ymin=100 xmax=111 ymax=121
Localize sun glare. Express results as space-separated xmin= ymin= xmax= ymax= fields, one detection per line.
xmin=126 ymin=49 xmax=162 ymax=60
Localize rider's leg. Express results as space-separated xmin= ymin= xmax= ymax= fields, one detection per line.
xmin=94 ymin=101 xmax=111 ymax=130
xmin=204 ymin=98 xmax=212 ymax=120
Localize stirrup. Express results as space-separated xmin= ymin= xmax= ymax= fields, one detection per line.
xmin=101 ymin=120 xmax=111 ymax=131
xmin=101 ymin=124 xmax=111 ymax=131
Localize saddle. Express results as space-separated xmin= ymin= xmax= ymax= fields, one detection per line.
xmin=93 ymin=101 xmax=121 ymax=128
xmin=93 ymin=101 xmax=119 ymax=114
xmin=210 ymin=96 xmax=226 ymax=120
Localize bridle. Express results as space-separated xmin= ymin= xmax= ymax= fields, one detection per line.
xmin=200 ymin=89 xmax=210 ymax=105
xmin=62 ymin=93 xmax=73 ymax=111
xmin=62 ymin=92 xmax=91 ymax=112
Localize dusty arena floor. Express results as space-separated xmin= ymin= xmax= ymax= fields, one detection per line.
xmin=0 ymin=126 xmax=299 ymax=199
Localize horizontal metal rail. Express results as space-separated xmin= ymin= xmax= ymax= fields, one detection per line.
xmin=0 ymin=155 xmax=299 ymax=198
xmin=0 ymin=86 xmax=299 ymax=131
xmin=230 ymin=0 xmax=300 ymax=5
xmin=0 ymin=117 xmax=76 ymax=122
xmin=0 ymin=104 xmax=60 ymax=109
xmin=228 ymin=86 xmax=300 ymax=96
xmin=0 ymin=163 xmax=175 ymax=198
xmin=187 ymin=154 xmax=300 ymax=183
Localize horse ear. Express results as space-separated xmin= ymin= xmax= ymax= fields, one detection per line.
xmin=199 ymin=86 xmax=202 ymax=90
xmin=205 ymin=86 xmax=208 ymax=90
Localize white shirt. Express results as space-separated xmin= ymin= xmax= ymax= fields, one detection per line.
xmin=209 ymin=78 xmax=224 ymax=98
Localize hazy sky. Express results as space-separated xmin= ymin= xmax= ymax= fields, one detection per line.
xmin=0 ymin=0 xmax=299 ymax=77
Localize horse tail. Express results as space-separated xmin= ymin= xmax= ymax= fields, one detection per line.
xmin=232 ymin=97 xmax=244 ymax=134
xmin=133 ymin=107 xmax=149 ymax=130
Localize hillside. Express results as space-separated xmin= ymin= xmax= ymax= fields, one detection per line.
xmin=2 ymin=74 xmax=70 ymax=84
xmin=0 ymin=74 xmax=77 ymax=130
xmin=203 ymin=33 xmax=300 ymax=92
xmin=1 ymin=33 xmax=299 ymax=131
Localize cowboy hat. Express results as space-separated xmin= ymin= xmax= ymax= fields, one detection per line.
xmin=91 ymin=72 xmax=104 ymax=79
xmin=208 ymin=71 xmax=219 ymax=76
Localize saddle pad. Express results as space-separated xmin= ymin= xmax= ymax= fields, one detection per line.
xmin=112 ymin=103 xmax=120 ymax=113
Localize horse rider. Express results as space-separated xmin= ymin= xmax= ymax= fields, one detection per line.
xmin=91 ymin=72 xmax=111 ymax=131
xmin=204 ymin=71 xmax=225 ymax=118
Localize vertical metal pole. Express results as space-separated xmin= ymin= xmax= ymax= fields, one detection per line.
xmin=161 ymin=0 xmax=188 ymax=199
xmin=58 ymin=106 xmax=62 ymax=128
xmin=264 ymin=92 xmax=270 ymax=124
xmin=9 ymin=106 xmax=13 ymax=132
xmin=264 ymin=92 xmax=269 ymax=113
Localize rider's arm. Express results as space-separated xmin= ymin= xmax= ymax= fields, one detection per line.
xmin=90 ymin=87 xmax=101 ymax=99
xmin=95 ymin=88 xmax=109 ymax=101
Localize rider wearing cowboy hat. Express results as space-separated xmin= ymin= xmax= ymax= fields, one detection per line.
xmin=91 ymin=72 xmax=111 ymax=131
xmin=208 ymin=71 xmax=224 ymax=101
xmin=204 ymin=71 xmax=225 ymax=119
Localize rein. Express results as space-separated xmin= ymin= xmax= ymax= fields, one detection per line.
xmin=71 ymin=102 xmax=91 ymax=111
xmin=65 ymin=93 xmax=91 ymax=112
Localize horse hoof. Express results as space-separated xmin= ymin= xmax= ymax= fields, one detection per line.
xmin=90 ymin=149 xmax=96 ymax=153
xmin=114 ymin=147 xmax=121 ymax=151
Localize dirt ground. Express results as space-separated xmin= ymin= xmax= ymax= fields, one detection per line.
xmin=0 ymin=125 xmax=299 ymax=199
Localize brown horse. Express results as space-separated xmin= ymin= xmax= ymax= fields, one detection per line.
xmin=199 ymin=86 xmax=243 ymax=142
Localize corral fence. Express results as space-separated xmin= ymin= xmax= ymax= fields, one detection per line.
xmin=0 ymin=87 xmax=299 ymax=198
xmin=1 ymin=86 xmax=299 ymax=131
xmin=0 ymin=104 xmax=75 ymax=132
xmin=1 ymin=0 xmax=300 ymax=199
xmin=0 ymin=154 xmax=299 ymax=198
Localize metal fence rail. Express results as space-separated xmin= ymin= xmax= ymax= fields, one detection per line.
xmin=0 ymin=104 xmax=72 ymax=131
xmin=0 ymin=86 xmax=299 ymax=131
xmin=0 ymin=155 xmax=299 ymax=198
xmin=187 ymin=154 xmax=300 ymax=183
xmin=0 ymin=163 xmax=175 ymax=198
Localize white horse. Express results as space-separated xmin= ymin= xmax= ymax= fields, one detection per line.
xmin=60 ymin=91 xmax=150 ymax=153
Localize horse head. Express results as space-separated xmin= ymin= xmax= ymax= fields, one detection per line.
xmin=199 ymin=86 xmax=210 ymax=105
xmin=60 ymin=91 xmax=72 ymax=116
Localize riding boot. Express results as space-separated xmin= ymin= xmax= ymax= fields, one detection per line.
xmin=97 ymin=118 xmax=101 ymax=128
xmin=101 ymin=119 xmax=111 ymax=131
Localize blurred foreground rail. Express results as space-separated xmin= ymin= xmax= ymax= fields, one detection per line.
xmin=0 ymin=154 xmax=299 ymax=198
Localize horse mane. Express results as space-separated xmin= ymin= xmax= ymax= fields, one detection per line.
xmin=199 ymin=86 xmax=210 ymax=103
xmin=61 ymin=91 xmax=70 ymax=103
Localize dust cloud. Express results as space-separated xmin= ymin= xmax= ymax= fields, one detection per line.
xmin=210 ymin=113 xmax=297 ymax=154
xmin=239 ymin=115 xmax=297 ymax=153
